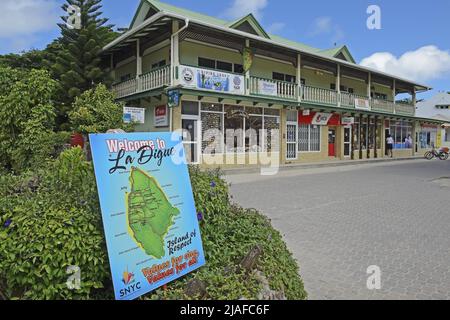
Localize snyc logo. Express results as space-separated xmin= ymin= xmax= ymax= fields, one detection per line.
xmin=119 ymin=269 xmax=142 ymax=298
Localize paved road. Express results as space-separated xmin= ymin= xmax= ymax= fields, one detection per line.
xmin=226 ymin=160 xmax=450 ymax=300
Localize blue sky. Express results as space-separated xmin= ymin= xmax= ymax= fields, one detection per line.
xmin=1 ymin=0 xmax=449 ymax=98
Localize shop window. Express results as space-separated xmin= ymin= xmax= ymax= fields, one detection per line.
xmin=201 ymin=112 xmax=223 ymax=154
xmin=181 ymin=101 xmax=199 ymax=115
xmin=245 ymin=115 xmax=263 ymax=152
xmin=198 ymin=57 xmax=215 ymax=69
xmin=224 ymin=105 xmax=244 ymax=153
xmin=389 ymin=121 xmax=413 ymax=149
xmin=263 ymin=115 xmax=280 ymax=152
xmin=298 ymin=124 xmax=320 ymax=152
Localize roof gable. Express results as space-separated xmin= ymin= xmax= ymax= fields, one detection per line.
xmin=320 ymin=45 xmax=356 ymax=63
xmin=228 ymin=14 xmax=270 ymax=39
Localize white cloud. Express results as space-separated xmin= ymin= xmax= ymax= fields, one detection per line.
xmin=224 ymin=0 xmax=268 ymax=20
xmin=360 ymin=46 xmax=450 ymax=82
xmin=308 ymin=16 xmax=344 ymax=44
xmin=0 ymin=0 xmax=59 ymax=38
xmin=266 ymin=22 xmax=285 ymax=34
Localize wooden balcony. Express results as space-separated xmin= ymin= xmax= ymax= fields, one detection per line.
xmin=111 ymin=65 xmax=415 ymax=116
xmin=112 ymin=65 xmax=171 ymax=99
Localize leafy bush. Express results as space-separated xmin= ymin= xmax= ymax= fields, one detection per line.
xmin=0 ymin=67 xmax=65 ymax=173
xmin=0 ymin=148 xmax=111 ymax=299
xmin=69 ymin=84 xmax=133 ymax=134
xmin=0 ymin=149 xmax=306 ymax=300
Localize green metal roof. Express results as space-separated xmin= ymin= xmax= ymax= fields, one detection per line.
xmin=136 ymin=0 xmax=326 ymax=55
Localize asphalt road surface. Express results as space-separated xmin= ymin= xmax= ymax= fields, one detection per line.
xmin=226 ymin=159 xmax=450 ymax=300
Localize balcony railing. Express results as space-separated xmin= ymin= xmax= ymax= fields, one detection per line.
xmin=250 ymin=76 xmax=297 ymax=100
xmin=111 ymin=65 xmax=415 ymax=116
xmin=302 ymin=85 xmax=338 ymax=106
xmin=112 ymin=65 xmax=171 ymax=99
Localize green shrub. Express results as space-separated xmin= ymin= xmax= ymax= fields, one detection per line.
xmin=0 ymin=150 xmax=306 ymax=300
xmin=0 ymin=67 xmax=61 ymax=173
xmin=69 ymin=84 xmax=133 ymax=134
xmin=0 ymin=148 xmax=111 ymax=299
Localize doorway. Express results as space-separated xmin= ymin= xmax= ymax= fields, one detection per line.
xmin=343 ymin=126 xmax=352 ymax=157
xmin=328 ymin=127 xmax=336 ymax=157
xmin=385 ymin=129 xmax=390 ymax=156
xmin=181 ymin=116 xmax=200 ymax=164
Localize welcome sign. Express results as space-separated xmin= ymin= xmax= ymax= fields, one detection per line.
xmin=89 ymin=132 xmax=205 ymax=300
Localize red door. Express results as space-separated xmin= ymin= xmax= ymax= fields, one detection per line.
xmin=328 ymin=128 xmax=336 ymax=157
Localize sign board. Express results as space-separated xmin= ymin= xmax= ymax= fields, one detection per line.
xmin=154 ymin=105 xmax=168 ymax=127
xmin=179 ymin=65 xmax=245 ymax=95
xmin=123 ymin=107 xmax=145 ymax=124
xmin=311 ymin=112 xmax=333 ymax=125
xmin=257 ymin=79 xmax=278 ymax=97
xmin=89 ymin=132 xmax=206 ymax=300
xmin=354 ymin=98 xmax=371 ymax=111
xmin=167 ymin=89 xmax=180 ymax=108
xmin=341 ymin=117 xmax=355 ymax=125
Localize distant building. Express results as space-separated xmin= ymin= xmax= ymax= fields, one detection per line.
xmin=416 ymin=92 xmax=450 ymax=148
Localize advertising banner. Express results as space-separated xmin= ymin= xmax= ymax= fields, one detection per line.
xmin=354 ymin=98 xmax=371 ymax=111
xmin=154 ymin=105 xmax=168 ymax=127
xmin=123 ymin=107 xmax=145 ymax=124
xmin=179 ymin=65 xmax=245 ymax=95
xmin=311 ymin=112 xmax=333 ymax=125
xmin=89 ymin=132 xmax=206 ymax=300
xmin=257 ymin=79 xmax=278 ymax=96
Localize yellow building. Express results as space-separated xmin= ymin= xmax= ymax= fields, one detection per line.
xmin=102 ymin=0 xmax=442 ymax=167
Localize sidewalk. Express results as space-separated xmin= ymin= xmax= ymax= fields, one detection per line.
xmin=221 ymin=155 xmax=425 ymax=175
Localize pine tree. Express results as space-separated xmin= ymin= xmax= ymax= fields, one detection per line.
xmin=52 ymin=0 xmax=116 ymax=128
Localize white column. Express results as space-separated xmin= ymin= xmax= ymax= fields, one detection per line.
xmin=392 ymin=79 xmax=396 ymax=103
xmin=367 ymin=72 xmax=371 ymax=98
xmin=136 ymin=39 xmax=142 ymax=91
xmin=297 ymin=53 xmax=302 ymax=102
xmin=336 ymin=64 xmax=341 ymax=107
xmin=245 ymin=39 xmax=250 ymax=96
xmin=171 ymin=20 xmax=180 ymax=86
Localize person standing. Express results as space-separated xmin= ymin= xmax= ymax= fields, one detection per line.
xmin=386 ymin=134 xmax=394 ymax=157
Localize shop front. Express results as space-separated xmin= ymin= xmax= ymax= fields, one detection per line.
xmin=178 ymin=98 xmax=282 ymax=167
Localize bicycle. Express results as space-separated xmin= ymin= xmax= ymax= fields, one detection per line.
xmin=424 ymin=146 xmax=449 ymax=160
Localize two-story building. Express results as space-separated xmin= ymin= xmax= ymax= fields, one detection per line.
xmin=102 ymin=0 xmax=442 ymax=167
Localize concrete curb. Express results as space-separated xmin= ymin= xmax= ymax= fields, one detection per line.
xmin=221 ymin=156 xmax=425 ymax=175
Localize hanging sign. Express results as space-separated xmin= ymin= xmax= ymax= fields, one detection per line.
xmin=89 ymin=132 xmax=206 ymax=300
xmin=167 ymin=89 xmax=180 ymax=108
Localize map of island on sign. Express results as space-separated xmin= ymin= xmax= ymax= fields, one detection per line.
xmin=89 ymin=132 xmax=206 ymax=301
xmin=126 ymin=167 xmax=179 ymax=258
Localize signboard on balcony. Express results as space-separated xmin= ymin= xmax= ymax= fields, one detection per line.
xmin=123 ymin=107 xmax=145 ymax=124
xmin=154 ymin=105 xmax=168 ymax=127
xmin=355 ymin=98 xmax=371 ymax=111
xmin=257 ymin=79 xmax=278 ymax=97
xmin=179 ymin=65 xmax=245 ymax=95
